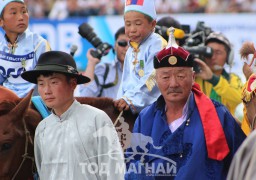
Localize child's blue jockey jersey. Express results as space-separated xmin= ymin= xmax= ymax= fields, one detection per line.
xmin=117 ymin=32 xmax=166 ymax=113
xmin=0 ymin=28 xmax=50 ymax=97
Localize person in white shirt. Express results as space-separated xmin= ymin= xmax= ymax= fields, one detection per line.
xmin=21 ymin=51 xmax=125 ymax=180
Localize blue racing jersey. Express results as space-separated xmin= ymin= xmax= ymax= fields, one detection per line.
xmin=0 ymin=28 xmax=50 ymax=97
xmin=116 ymin=32 xmax=166 ymax=113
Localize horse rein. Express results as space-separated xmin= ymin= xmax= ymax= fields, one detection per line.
xmin=114 ymin=110 xmax=124 ymax=126
xmin=11 ymin=119 xmax=34 ymax=180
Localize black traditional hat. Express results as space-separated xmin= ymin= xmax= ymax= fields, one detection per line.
xmin=154 ymin=27 xmax=193 ymax=69
xmin=21 ymin=51 xmax=90 ymax=84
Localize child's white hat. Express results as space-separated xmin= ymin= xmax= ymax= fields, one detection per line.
xmin=0 ymin=0 xmax=24 ymax=16
xmin=124 ymin=0 xmax=156 ymax=20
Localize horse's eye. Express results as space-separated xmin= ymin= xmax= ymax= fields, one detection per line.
xmin=1 ymin=143 xmax=12 ymax=152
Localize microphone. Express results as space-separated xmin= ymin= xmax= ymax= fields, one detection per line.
xmin=70 ymin=44 xmax=78 ymax=57
xmin=155 ymin=25 xmax=185 ymax=39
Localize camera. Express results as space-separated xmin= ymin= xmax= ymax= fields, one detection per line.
xmin=183 ymin=21 xmax=214 ymax=73
xmin=78 ymin=23 xmax=112 ymax=59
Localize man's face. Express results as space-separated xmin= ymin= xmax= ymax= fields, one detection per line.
xmin=156 ymin=67 xmax=195 ymax=104
xmin=0 ymin=2 xmax=29 ymax=35
xmin=124 ymin=11 xmax=155 ymax=43
xmin=205 ymin=42 xmax=227 ymax=72
xmin=115 ymin=34 xmax=129 ymax=64
xmin=37 ymin=73 xmax=77 ymax=113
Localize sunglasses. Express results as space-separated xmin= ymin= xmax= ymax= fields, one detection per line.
xmin=117 ymin=40 xmax=128 ymax=47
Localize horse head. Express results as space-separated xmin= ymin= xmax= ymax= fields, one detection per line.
xmin=0 ymin=87 xmax=42 ymax=180
xmin=242 ymin=74 xmax=256 ymax=131
xmin=245 ymin=97 xmax=256 ymax=130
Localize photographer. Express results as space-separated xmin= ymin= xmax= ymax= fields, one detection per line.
xmin=194 ymin=32 xmax=243 ymax=116
xmin=77 ymin=26 xmax=129 ymax=98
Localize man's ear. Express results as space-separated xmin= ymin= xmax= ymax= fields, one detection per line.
xmin=71 ymin=77 xmax=77 ymax=89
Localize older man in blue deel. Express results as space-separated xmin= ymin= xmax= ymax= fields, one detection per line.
xmin=124 ymin=29 xmax=246 ymax=180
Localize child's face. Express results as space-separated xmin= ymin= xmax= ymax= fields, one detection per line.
xmin=0 ymin=2 xmax=29 ymax=35
xmin=124 ymin=11 xmax=156 ymax=44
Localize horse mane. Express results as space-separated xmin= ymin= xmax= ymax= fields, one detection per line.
xmin=75 ymin=97 xmax=137 ymax=128
xmin=75 ymin=97 xmax=115 ymax=109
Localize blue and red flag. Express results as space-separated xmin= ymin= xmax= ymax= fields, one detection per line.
xmin=126 ymin=0 xmax=144 ymax=6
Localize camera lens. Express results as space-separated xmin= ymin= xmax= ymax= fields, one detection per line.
xmin=78 ymin=23 xmax=103 ymax=48
xmin=89 ymin=36 xmax=102 ymax=48
xmin=78 ymin=22 xmax=112 ymax=59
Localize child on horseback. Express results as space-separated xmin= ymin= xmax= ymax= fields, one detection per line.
xmin=0 ymin=0 xmax=50 ymax=98
xmin=114 ymin=0 xmax=166 ymax=114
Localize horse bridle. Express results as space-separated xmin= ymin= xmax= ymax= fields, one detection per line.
xmin=11 ymin=119 xmax=34 ymax=180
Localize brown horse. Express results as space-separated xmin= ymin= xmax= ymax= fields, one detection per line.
xmin=0 ymin=86 xmax=137 ymax=180
xmin=0 ymin=88 xmax=41 ymax=180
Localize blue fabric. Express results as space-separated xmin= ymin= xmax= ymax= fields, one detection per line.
xmin=125 ymin=94 xmax=246 ymax=180
xmin=77 ymin=60 xmax=122 ymax=98
xmin=116 ymin=33 xmax=163 ymax=113
xmin=31 ymin=96 xmax=51 ymax=119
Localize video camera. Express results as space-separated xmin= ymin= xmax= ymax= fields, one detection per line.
xmin=78 ymin=23 xmax=112 ymax=59
xmin=183 ymin=21 xmax=214 ymax=72
xmin=183 ymin=21 xmax=213 ymax=57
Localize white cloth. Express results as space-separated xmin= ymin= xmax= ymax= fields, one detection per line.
xmin=168 ymin=93 xmax=189 ymax=133
xmin=34 ymin=100 xmax=125 ymax=180
xmin=227 ymin=130 xmax=256 ymax=180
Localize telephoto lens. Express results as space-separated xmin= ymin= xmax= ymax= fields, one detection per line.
xmin=78 ymin=23 xmax=113 ymax=59
xmin=78 ymin=23 xmax=102 ymax=48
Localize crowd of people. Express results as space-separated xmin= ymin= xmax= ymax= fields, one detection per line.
xmin=1 ymin=0 xmax=256 ymax=179
xmin=24 ymin=0 xmax=256 ymax=19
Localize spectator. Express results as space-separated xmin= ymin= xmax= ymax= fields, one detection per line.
xmin=114 ymin=0 xmax=166 ymax=114
xmin=125 ymin=29 xmax=246 ymax=179
xmin=205 ymin=0 xmax=230 ymax=13
xmin=0 ymin=0 xmax=50 ymax=97
xmin=194 ymin=32 xmax=243 ymax=116
xmin=77 ymin=26 xmax=129 ymax=98
xmin=21 ymin=51 xmax=125 ymax=179
xmin=48 ymin=0 xmax=79 ymax=19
